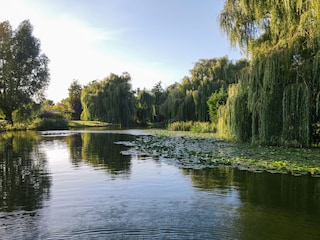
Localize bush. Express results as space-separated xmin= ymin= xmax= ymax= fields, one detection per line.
xmin=207 ymin=87 xmax=228 ymax=123
xmin=167 ymin=121 xmax=193 ymax=131
xmin=191 ymin=122 xmax=216 ymax=133
xmin=167 ymin=121 xmax=216 ymax=133
xmin=31 ymin=118 xmax=69 ymax=130
xmin=39 ymin=110 xmax=65 ymax=119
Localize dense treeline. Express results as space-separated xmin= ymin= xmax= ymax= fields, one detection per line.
xmin=160 ymin=57 xmax=248 ymax=122
xmin=76 ymin=57 xmax=248 ymax=127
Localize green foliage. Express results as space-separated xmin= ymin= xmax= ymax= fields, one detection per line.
xmin=167 ymin=121 xmax=216 ymax=133
xmin=216 ymin=83 xmax=251 ymax=141
xmin=167 ymin=121 xmax=194 ymax=131
xmin=68 ymin=80 xmax=83 ymax=120
xmin=207 ymin=87 xmax=228 ymax=123
xmin=219 ymin=0 xmax=320 ymax=147
xmin=135 ymin=89 xmax=155 ymax=125
xmin=160 ymin=57 xmax=249 ymax=123
xmin=13 ymin=102 xmax=40 ymax=124
xmin=51 ymin=99 xmax=72 ymax=120
xmin=68 ymin=120 xmax=109 ymax=128
xmin=151 ymin=81 xmax=166 ymax=122
xmin=191 ymin=122 xmax=216 ymax=133
xmin=0 ymin=20 xmax=49 ymax=125
xmin=81 ymin=73 xmax=134 ymax=127
xmin=31 ymin=118 xmax=69 ymax=130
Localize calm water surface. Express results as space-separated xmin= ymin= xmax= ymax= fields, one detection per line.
xmin=1 ymin=130 xmax=320 ymax=239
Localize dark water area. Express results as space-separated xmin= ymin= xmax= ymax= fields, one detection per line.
xmin=1 ymin=130 xmax=320 ymax=239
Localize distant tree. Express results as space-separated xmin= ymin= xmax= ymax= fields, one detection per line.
xmin=41 ymin=99 xmax=55 ymax=111
xmin=135 ymin=89 xmax=155 ymax=125
xmin=207 ymin=87 xmax=228 ymax=123
xmin=159 ymin=57 xmax=248 ymax=123
xmin=0 ymin=20 xmax=49 ymax=125
xmin=68 ymin=80 xmax=82 ymax=120
xmin=151 ymin=81 xmax=166 ymax=122
xmin=53 ymin=98 xmax=72 ymax=120
xmin=81 ymin=73 xmax=134 ymax=126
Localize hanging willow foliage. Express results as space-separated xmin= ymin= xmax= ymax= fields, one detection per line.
xmin=219 ymin=0 xmax=320 ymax=147
xmin=80 ymin=73 xmax=134 ymax=126
xmin=216 ymin=76 xmax=251 ymax=142
xmin=282 ymin=83 xmax=310 ymax=147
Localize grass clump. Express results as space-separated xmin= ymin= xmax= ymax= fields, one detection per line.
xmin=68 ymin=120 xmax=110 ymax=128
xmin=168 ymin=121 xmax=216 ymax=133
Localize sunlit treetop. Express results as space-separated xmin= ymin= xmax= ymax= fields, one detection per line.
xmin=219 ymin=0 xmax=320 ymax=56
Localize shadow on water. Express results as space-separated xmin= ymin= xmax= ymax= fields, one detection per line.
xmin=0 ymin=131 xmax=51 ymax=239
xmin=183 ymin=167 xmax=320 ymax=240
xmin=0 ymin=132 xmax=51 ymax=212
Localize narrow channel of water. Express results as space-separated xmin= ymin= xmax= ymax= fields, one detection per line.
xmin=1 ymin=131 xmax=320 ymax=239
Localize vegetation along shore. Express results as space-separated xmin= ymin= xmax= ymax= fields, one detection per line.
xmin=123 ymin=129 xmax=320 ymax=177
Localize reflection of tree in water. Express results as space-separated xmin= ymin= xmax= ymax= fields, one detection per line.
xmin=64 ymin=133 xmax=83 ymax=166
xmin=65 ymin=132 xmax=134 ymax=176
xmin=182 ymin=167 xmax=235 ymax=190
xmin=236 ymin=170 xmax=320 ymax=240
xmin=184 ymin=167 xmax=320 ymax=213
xmin=0 ymin=132 xmax=51 ymax=212
xmin=236 ymin=170 xmax=320 ymax=214
xmin=184 ymin=167 xmax=320 ymax=239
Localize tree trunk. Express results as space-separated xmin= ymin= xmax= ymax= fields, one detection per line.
xmin=5 ymin=111 xmax=13 ymax=126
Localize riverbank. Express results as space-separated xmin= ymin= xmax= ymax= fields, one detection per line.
xmin=123 ymin=129 xmax=320 ymax=177
xmin=0 ymin=120 xmax=112 ymax=131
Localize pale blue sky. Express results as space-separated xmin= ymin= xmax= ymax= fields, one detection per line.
xmin=0 ymin=0 xmax=242 ymax=102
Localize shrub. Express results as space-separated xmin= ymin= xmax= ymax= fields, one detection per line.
xmin=168 ymin=121 xmax=216 ymax=133
xmin=31 ymin=118 xmax=69 ymax=130
xmin=167 ymin=121 xmax=193 ymax=131
xmin=191 ymin=122 xmax=216 ymax=133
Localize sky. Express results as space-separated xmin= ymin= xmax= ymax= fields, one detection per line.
xmin=0 ymin=0 xmax=242 ymax=103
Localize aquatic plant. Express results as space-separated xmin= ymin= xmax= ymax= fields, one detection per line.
xmin=123 ymin=130 xmax=320 ymax=176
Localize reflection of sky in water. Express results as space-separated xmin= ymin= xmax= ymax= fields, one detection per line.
xmin=38 ymin=136 xmax=241 ymax=239
xmin=43 ymin=148 xmax=242 ymax=239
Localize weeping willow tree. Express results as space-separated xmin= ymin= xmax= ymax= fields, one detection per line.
xmin=219 ymin=0 xmax=320 ymax=146
xmin=81 ymin=73 xmax=134 ymax=126
xmin=160 ymin=57 xmax=248 ymax=122
xmin=135 ymin=89 xmax=155 ymax=125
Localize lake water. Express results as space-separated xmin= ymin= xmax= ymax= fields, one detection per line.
xmin=1 ymin=130 xmax=320 ymax=239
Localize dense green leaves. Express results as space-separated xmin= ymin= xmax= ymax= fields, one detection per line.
xmin=219 ymin=0 xmax=320 ymax=147
xmin=161 ymin=57 xmax=248 ymax=123
xmin=68 ymin=80 xmax=82 ymax=120
xmin=135 ymin=89 xmax=155 ymax=125
xmin=81 ymin=73 xmax=134 ymax=127
xmin=0 ymin=20 xmax=49 ymax=125
xmin=207 ymin=87 xmax=228 ymax=123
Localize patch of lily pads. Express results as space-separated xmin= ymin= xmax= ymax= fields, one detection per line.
xmin=119 ymin=130 xmax=320 ymax=177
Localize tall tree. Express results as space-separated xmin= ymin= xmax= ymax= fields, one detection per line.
xmin=0 ymin=20 xmax=49 ymax=125
xmin=219 ymin=0 xmax=320 ymax=146
xmin=151 ymin=81 xmax=166 ymax=122
xmin=68 ymin=80 xmax=82 ymax=120
xmin=81 ymin=73 xmax=134 ymax=127
xmin=135 ymin=89 xmax=155 ymax=125
xmin=160 ymin=57 xmax=247 ymax=122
